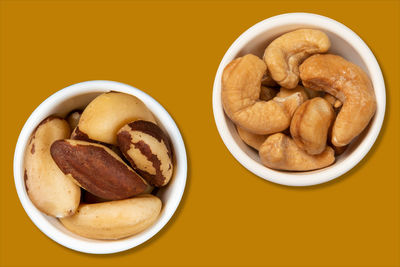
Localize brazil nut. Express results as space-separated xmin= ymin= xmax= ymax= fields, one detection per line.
xmin=60 ymin=194 xmax=162 ymax=240
xmin=24 ymin=117 xmax=80 ymax=217
xmin=77 ymin=92 xmax=156 ymax=145
xmin=50 ymin=139 xmax=149 ymax=200
xmin=117 ymin=120 xmax=173 ymax=187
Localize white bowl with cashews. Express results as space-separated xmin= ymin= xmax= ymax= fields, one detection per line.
xmin=212 ymin=13 xmax=386 ymax=186
xmin=14 ymin=80 xmax=187 ymax=254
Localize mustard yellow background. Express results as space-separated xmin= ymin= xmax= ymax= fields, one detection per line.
xmin=1 ymin=0 xmax=399 ymax=266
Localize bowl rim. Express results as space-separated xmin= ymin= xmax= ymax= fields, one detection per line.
xmin=212 ymin=12 xmax=386 ymax=186
xmin=13 ymin=80 xmax=187 ymax=254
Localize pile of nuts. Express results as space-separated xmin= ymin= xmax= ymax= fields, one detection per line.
xmin=24 ymin=92 xmax=174 ymax=239
xmin=222 ymin=29 xmax=377 ymax=171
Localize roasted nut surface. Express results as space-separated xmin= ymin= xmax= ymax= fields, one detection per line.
xmin=117 ymin=120 xmax=173 ymax=187
xmin=78 ymin=92 xmax=156 ymax=145
xmin=300 ymin=54 xmax=377 ymax=146
xmin=50 ymin=139 xmax=148 ymax=200
xmin=24 ymin=117 xmax=80 ymax=217
xmin=236 ymin=125 xmax=268 ymax=151
xmin=264 ymin=29 xmax=330 ymax=88
xmin=222 ymin=54 xmax=303 ymax=135
xmin=290 ymin=97 xmax=335 ymax=155
xmin=259 ymin=133 xmax=335 ymax=171
xmin=60 ymin=194 xmax=162 ymax=240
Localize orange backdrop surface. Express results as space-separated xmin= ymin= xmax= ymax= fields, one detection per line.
xmin=1 ymin=0 xmax=399 ymax=266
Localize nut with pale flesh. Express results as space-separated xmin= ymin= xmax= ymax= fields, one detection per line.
xmin=60 ymin=194 xmax=162 ymax=240
xmin=50 ymin=139 xmax=148 ymax=200
xmin=77 ymin=92 xmax=156 ymax=145
xmin=290 ymin=97 xmax=335 ymax=155
xmin=117 ymin=120 xmax=173 ymax=187
xmin=300 ymin=54 xmax=377 ymax=146
xmin=222 ymin=54 xmax=304 ymax=135
xmin=236 ymin=125 xmax=268 ymax=151
xmin=263 ymin=29 xmax=330 ymax=88
xmin=259 ymin=133 xmax=335 ymax=171
xmin=24 ymin=117 xmax=80 ymax=217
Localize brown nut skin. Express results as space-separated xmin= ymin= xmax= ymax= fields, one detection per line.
xmin=263 ymin=29 xmax=330 ymax=89
xmin=290 ymin=97 xmax=335 ymax=155
xmin=60 ymin=194 xmax=162 ymax=240
xmin=299 ymin=54 xmax=377 ymax=146
xmin=259 ymin=133 xmax=335 ymax=171
xmin=78 ymin=92 xmax=156 ymax=145
xmin=24 ymin=117 xmax=80 ymax=218
xmin=50 ymin=139 xmax=148 ymax=200
xmin=117 ymin=120 xmax=173 ymax=187
xmin=222 ymin=54 xmax=304 ymax=135
xmin=236 ymin=125 xmax=269 ymax=151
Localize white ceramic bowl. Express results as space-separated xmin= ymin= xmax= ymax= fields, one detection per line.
xmin=14 ymin=80 xmax=187 ymax=254
xmin=212 ymin=13 xmax=386 ymax=186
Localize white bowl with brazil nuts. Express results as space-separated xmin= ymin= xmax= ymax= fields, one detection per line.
xmin=14 ymin=80 xmax=187 ymax=254
xmin=212 ymin=13 xmax=386 ymax=186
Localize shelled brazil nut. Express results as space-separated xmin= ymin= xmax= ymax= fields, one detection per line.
xmin=221 ymin=28 xmax=377 ymax=171
xmin=24 ymin=92 xmax=174 ymax=240
xmin=24 ymin=117 xmax=81 ymax=217
xmin=117 ymin=120 xmax=173 ymax=187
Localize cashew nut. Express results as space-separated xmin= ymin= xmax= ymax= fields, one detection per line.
xmin=222 ymin=54 xmax=303 ymax=135
xmin=299 ymin=54 xmax=377 ymax=146
xmin=259 ymin=133 xmax=335 ymax=171
xmin=263 ymin=29 xmax=330 ymax=89
xmin=290 ymin=97 xmax=335 ymax=155
xmin=236 ymin=125 xmax=268 ymax=151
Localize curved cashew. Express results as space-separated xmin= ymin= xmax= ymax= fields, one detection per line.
xmin=236 ymin=125 xmax=268 ymax=150
xmin=222 ymin=54 xmax=303 ymax=135
xmin=290 ymin=97 xmax=335 ymax=155
xmin=263 ymin=29 xmax=330 ymax=89
xmin=259 ymin=133 xmax=335 ymax=171
xmin=299 ymin=54 xmax=377 ymax=146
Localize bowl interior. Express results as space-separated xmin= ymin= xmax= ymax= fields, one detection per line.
xmin=15 ymin=81 xmax=186 ymax=253
xmin=214 ymin=14 xmax=385 ymax=185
